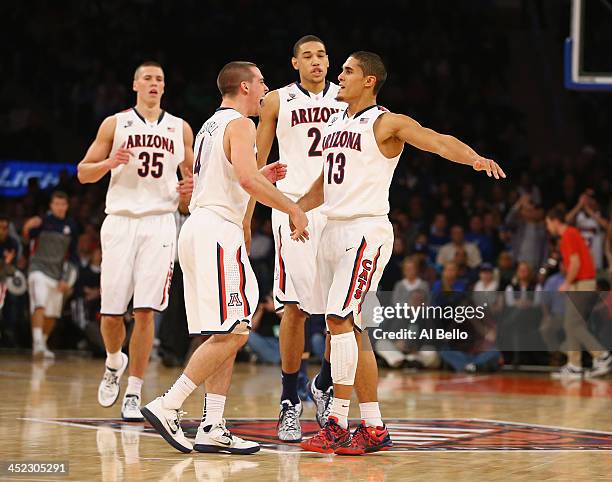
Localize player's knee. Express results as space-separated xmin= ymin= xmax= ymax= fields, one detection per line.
xmin=326 ymin=315 xmax=352 ymax=334
xmin=212 ymin=333 xmax=248 ymax=351
xmin=282 ymin=304 xmax=307 ymax=324
xmin=101 ymin=315 xmax=124 ymax=328
xmin=227 ymin=334 xmax=248 ymax=352
xmin=133 ymin=309 xmax=154 ymax=324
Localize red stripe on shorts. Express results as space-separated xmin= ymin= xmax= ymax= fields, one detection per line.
xmin=160 ymin=260 xmax=174 ymax=306
xmin=277 ymin=226 xmax=286 ymax=293
xmin=236 ymin=247 xmax=250 ymax=317
xmin=358 ymin=245 xmax=381 ymax=314
xmin=343 ymin=237 xmax=367 ymax=310
xmin=217 ymin=243 xmax=227 ymax=323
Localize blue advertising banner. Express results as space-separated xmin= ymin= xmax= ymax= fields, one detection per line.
xmin=0 ymin=161 xmax=77 ymax=198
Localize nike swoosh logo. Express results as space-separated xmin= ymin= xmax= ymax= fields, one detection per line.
xmin=345 ymin=247 xmax=355 ymax=252
xmin=215 ymin=437 xmax=232 ymax=446
xmin=162 ymin=244 xmax=170 ymax=247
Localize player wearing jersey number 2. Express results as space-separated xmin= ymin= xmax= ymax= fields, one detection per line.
xmin=256 ymin=35 xmax=346 ymax=442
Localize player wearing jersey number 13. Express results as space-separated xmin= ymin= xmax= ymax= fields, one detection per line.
xmin=296 ymin=51 xmax=505 ymax=455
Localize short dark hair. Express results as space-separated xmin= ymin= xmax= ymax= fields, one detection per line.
xmin=51 ymin=191 xmax=69 ymax=202
xmin=134 ymin=61 xmax=163 ymax=79
xmin=349 ymin=51 xmax=387 ymax=95
xmin=293 ymin=35 xmax=325 ymax=57
xmin=546 ymin=206 xmax=566 ymax=222
xmin=217 ymin=61 xmax=258 ymax=97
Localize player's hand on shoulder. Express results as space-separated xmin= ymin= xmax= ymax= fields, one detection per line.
xmin=288 ymin=206 xmax=309 ymax=243
xmin=107 ymin=141 xmax=133 ymax=169
xmin=261 ymin=161 xmax=287 ymax=184
xmin=473 ymin=156 xmax=506 ymax=180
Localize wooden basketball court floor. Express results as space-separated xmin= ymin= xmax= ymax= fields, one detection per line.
xmin=1 ymin=354 xmax=611 ymax=481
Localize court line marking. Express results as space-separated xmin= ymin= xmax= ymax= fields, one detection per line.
xmin=470 ymin=418 xmax=612 ymax=436
xmin=0 ymin=369 xmax=99 ymax=385
xmin=20 ymin=417 xmax=612 ymax=453
xmin=19 ymin=417 xmax=281 ymax=454
xmin=433 ymin=376 xmax=492 ymax=385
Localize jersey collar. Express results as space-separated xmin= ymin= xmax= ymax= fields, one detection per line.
xmin=295 ymin=80 xmax=331 ymax=99
xmin=132 ymin=107 xmax=165 ymax=125
xmin=343 ymin=104 xmax=378 ymax=120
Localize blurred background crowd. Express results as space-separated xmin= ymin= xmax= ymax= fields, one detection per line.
xmin=1 ymin=1 xmax=610 ymax=373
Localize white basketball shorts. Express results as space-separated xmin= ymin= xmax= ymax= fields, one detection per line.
xmin=179 ymin=208 xmax=258 ymax=335
xmin=28 ymin=270 xmax=64 ymax=318
xmin=272 ymin=205 xmax=327 ymax=314
xmin=314 ymin=216 xmax=393 ymax=330
xmin=100 ymin=213 xmax=176 ymax=315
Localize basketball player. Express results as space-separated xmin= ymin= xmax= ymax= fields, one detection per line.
xmin=298 ymin=52 xmax=505 ymax=454
xmin=141 ymin=61 xmax=309 ymax=454
xmin=23 ymin=191 xmax=78 ymax=359
xmin=256 ymin=35 xmax=345 ymax=441
xmin=77 ymin=61 xmax=195 ymax=421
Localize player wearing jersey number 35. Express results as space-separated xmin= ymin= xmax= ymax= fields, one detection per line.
xmin=296 ymin=52 xmax=505 ymax=455
xmin=77 ymin=61 xmax=195 ymax=422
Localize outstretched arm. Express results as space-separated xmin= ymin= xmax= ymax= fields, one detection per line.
xmin=377 ymin=113 xmax=506 ymax=179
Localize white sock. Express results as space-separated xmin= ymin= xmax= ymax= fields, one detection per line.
xmin=359 ymin=402 xmax=383 ymax=427
xmin=597 ymin=351 xmax=610 ymax=360
xmin=202 ymin=393 xmax=226 ymax=429
xmin=106 ymin=351 xmax=124 ymax=370
xmin=32 ymin=328 xmax=43 ymax=346
xmin=330 ymin=397 xmax=350 ymax=429
xmin=162 ymin=374 xmax=197 ymax=410
xmin=126 ymin=376 xmax=143 ymax=397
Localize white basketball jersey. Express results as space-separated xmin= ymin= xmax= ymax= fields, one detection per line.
xmin=190 ymin=108 xmax=250 ymax=226
xmin=275 ymin=82 xmax=346 ymax=197
xmin=321 ymin=105 xmax=401 ymax=220
xmin=106 ymin=108 xmax=185 ymax=216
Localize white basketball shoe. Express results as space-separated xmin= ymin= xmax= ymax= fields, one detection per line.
xmin=121 ymin=393 xmax=144 ymax=422
xmin=98 ymin=352 xmax=129 ymax=407
xmin=194 ymin=419 xmax=260 ymax=454
xmin=141 ymin=396 xmax=193 ymax=453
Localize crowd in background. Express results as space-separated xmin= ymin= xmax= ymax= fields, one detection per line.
xmin=1 ymin=157 xmax=610 ymax=372
xmin=1 ymin=1 xmax=611 ymax=372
